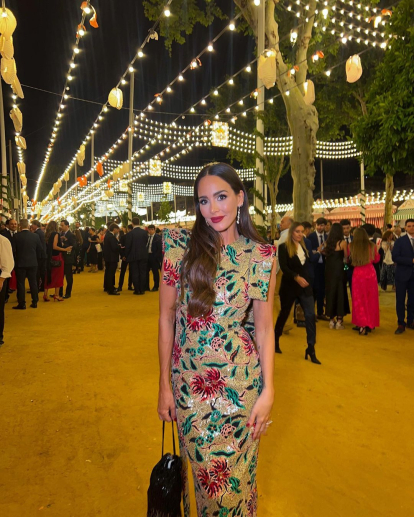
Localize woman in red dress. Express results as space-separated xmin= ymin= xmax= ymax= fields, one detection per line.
xmin=44 ymin=221 xmax=72 ymax=302
xmin=350 ymin=227 xmax=380 ymax=335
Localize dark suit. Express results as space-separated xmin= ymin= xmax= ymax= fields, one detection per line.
xmin=125 ymin=226 xmax=148 ymax=294
xmin=275 ymin=243 xmax=316 ymax=345
xmin=118 ymin=232 xmax=132 ymax=290
xmin=308 ymin=231 xmax=327 ymax=316
xmin=35 ymin=228 xmax=47 ymax=291
xmin=103 ymin=231 xmax=120 ymax=294
xmin=392 ymin=234 xmax=414 ymax=326
xmin=14 ymin=229 xmax=43 ymax=306
xmin=146 ymin=233 xmax=162 ymax=290
xmin=59 ymin=230 xmax=76 ymax=297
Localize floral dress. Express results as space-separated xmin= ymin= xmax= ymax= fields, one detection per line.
xmin=162 ymin=228 xmax=275 ymax=517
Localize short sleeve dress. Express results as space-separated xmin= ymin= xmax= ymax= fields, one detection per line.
xmin=162 ymin=228 xmax=275 ymax=517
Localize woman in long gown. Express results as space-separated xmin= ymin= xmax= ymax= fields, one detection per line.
xmin=158 ymin=163 xmax=276 ymax=516
xmin=44 ymin=221 xmax=71 ymax=302
xmin=324 ymin=223 xmax=350 ymax=329
xmin=350 ymin=227 xmax=380 ymax=335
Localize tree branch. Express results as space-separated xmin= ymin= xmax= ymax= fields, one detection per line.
xmin=295 ymin=0 xmax=316 ymax=92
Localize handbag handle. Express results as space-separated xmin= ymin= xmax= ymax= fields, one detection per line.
xmin=161 ymin=420 xmax=177 ymax=458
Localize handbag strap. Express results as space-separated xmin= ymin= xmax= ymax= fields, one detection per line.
xmin=161 ymin=420 xmax=177 ymax=458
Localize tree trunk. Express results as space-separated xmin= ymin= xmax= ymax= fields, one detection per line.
xmin=383 ymin=173 xmax=394 ymax=230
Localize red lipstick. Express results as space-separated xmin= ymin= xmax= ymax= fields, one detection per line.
xmin=211 ymin=216 xmax=225 ymax=223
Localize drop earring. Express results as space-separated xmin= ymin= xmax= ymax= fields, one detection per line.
xmin=237 ymin=206 xmax=240 ymax=225
xmin=205 ymin=219 xmax=209 ymax=227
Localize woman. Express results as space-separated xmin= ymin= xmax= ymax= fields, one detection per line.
xmin=44 ymin=221 xmax=71 ymax=302
xmin=158 ymin=163 xmax=276 ymax=516
xmin=350 ymin=227 xmax=380 ymax=335
xmin=73 ymin=229 xmax=83 ymax=274
xmin=274 ymin=223 xmax=320 ymax=364
xmin=87 ymin=227 xmax=99 ymax=272
xmin=324 ymin=222 xmax=350 ymax=329
xmin=380 ymin=230 xmax=395 ymax=291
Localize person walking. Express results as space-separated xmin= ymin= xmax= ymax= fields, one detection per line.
xmin=324 ymin=223 xmax=350 ymax=330
xmin=392 ymin=219 xmax=414 ymax=334
xmin=44 ymin=221 xmax=70 ymax=302
xmin=103 ymin=223 xmax=120 ymax=295
xmin=308 ymin=217 xmax=329 ymax=320
xmin=274 ymin=222 xmax=320 ymax=363
xmin=30 ymin=220 xmax=47 ymax=292
xmin=87 ymin=227 xmax=100 ymax=273
xmin=125 ymin=217 xmax=148 ymax=295
xmin=118 ymin=224 xmax=133 ymax=291
xmin=13 ymin=219 xmax=43 ymax=309
xmin=59 ymin=220 xmax=76 ymax=299
xmin=380 ymin=230 xmax=395 ymax=291
xmin=0 ymin=234 xmax=14 ymax=345
xmin=158 ymin=163 xmax=276 ymax=515
xmin=145 ymin=224 xmax=162 ymax=292
xmin=349 ymin=227 xmax=380 ymax=335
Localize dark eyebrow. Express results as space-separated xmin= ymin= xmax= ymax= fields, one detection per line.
xmin=199 ymin=190 xmax=228 ymax=200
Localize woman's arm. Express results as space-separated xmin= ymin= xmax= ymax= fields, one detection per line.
xmin=246 ymin=261 xmax=277 ymax=440
xmin=157 ymin=264 xmax=178 ymax=422
xmin=52 ymin=234 xmax=68 ymax=252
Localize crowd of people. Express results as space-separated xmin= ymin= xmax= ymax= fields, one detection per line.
xmin=271 ymin=216 xmax=414 ymax=362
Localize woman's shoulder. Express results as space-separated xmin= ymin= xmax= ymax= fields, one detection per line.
xmin=162 ymin=228 xmax=190 ymax=254
xmin=247 ymin=238 xmax=277 ymax=260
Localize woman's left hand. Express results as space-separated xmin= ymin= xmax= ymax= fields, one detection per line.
xmin=246 ymin=387 xmax=274 ymax=440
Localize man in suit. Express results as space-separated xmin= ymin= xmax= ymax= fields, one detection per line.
xmin=30 ymin=220 xmax=47 ymax=292
xmin=103 ymin=223 xmax=121 ymax=295
xmin=0 ymin=234 xmax=14 ymax=345
xmin=118 ymin=224 xmax=133 ymax=291
xmin=125 ymin=217 xmax=148 ymax=295
xmin=13 ymin=219 xmax=43 ymax=309
xmin=392 ymin=218 xmax=414 ymax=334
xmin=145 ymin=224 xmax=162 ymax=292
xmin=340 ymin=219 xmax=354 ymax=293
xmin=308 ymin=217 xmax=329 ymax=320
xmin=59 ymin=220 xmax=76 ymax=299
xmin=1 ymin=219 xmax=17 ymax=300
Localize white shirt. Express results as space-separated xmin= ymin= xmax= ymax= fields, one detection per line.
xmin=147 ymin=234 xmax=154 ymax=253
xmin=297 ymin=243 xmax=306 ymax=265
xmin=0 ymin=235 xmax=14 ymax=279
xmin=316 ymin=231 xmax=325 ymax=264
xmin=275 ymin=228 xmax=289 ymax=273
xmin=381 ymin=241 xmax=394 ymax=265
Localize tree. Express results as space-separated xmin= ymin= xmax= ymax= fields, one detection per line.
xmin=353 ymin=0 xmax=414 ymax=229
xmin=157 ymin=196 xmax=172 ymax=223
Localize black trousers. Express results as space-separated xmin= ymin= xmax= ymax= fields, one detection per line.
xmin=0 ymin=279 xmax=7 ymax=339
xmin=146 ymin=255 xmax=160 ymax=290
xmin=275 ymin=289 xmax=316 ymax=346
xmin=37 ymin=258 xmax=46 ymax=292
xmin=313 ymin=262 xmax=326 ymax=316
xmin=129 ymin=259 xmax=147 ymax=294
xmin=59 ymin=264 xmax=73 ymax=297
xmin=395 ymin=272 xmax=414 ymax=327
xmin=118 ymin=260 xmax=132 ymax=289
xmin=104 ymin=262 xmax=118 ymax=293
xmin=16 ymin=266 xmax=38 ymax=305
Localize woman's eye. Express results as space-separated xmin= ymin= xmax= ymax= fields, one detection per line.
xmin=199 ymin=199 xmax=207 ymax=205
xmin=217 ymin=195 xmax=227 ymax=201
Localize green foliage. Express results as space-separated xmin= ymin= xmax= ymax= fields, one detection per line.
xmin=352 ymin=0 xmax=414 ymax=177
xmin=157 ymin=196 xmax=172 ymax=222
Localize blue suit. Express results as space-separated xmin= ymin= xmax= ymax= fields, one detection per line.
xmin=392 ymin=234 xmax=414 ymax=326
xmin=308 ymin=231 xmax=327 ymax=316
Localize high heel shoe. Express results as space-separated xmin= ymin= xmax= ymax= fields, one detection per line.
xmin=275 ymin=335 xmax=282 ymax=354
xmin=305 ymin=345 xmax=321 ymax=365
xmin=52 ymin=295 xmax=64 ymax=302
xmin=43 ymin=294 xmax=50 ymax=302
xmin=359 ymin=326 xmax=368 ymax=336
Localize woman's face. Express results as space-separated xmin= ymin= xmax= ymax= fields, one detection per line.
xmin=198 ymin=175 xmax=243 ymax=231
xmin=292 ymin=225 xmax=304 ymax=243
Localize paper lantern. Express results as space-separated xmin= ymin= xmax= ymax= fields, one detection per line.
xmin=112 ymin=166 xmax=120 ymax=181
xmin=108 ymin=88 xmax=123 ymax=109
xmin=303 ymin=80 xmax=315 ymax=105
xmin=77 ymin=144 xmax=85 ymax=166
xmin=20 ymin=174 xmax=27 ymax=187
xmin=346 ymin=55 xmax=363 ymax=83
xmin=106 ymin=190 xmax=114 ymax=198
xmin=0 ymin=8 xmax=17 ymax=40
xmin=1 ymin=56 xmax=16 ymax=84
xmin=96 ymin=162 xmax=104 ymax=177
xmin=15 ymin=135 xmax=26 ymax=149
xmin=17 ymin=161 xmax=26 ymax=176
xmin=211 ymin=121 xmax=229 ymax=147
xmin=119 ymin=199 xmax=126 ymax=207
xmin=163 ymin=182 xmax=172 ymax=195
xmin=258 ymin=52 xmax=276 ymax=89
xmin=137 ymin=192 xmax=145 ymax=202
xmin=0 ymin=35 xmax=14 ymax=59
xmin=149 ymin=159 xmax=162 ymax=176
xmin=119 ymin=162 xmax=129 ymax=178
xmin=63 ymin=171 xmax=70 ymax=181
xmin=9 ymin=106 xmax=22 ymax=132
xmin=11 ymin=76 xmax=23 ymax=99
xmin=77 ymin=176 xmax=83 ymax=187
xmin=119 ymin=180 xmax=128 ymax=192
xmin=57 ymin=179 xmax=62 ymax=189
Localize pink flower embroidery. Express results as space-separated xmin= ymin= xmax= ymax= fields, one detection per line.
xmin=163 ymin=258 xmax=180 ymax=287
xmin=190 ymin=368 xmax=226 ymax=401
xmin=186 ymin=311 xmax=216 ymax=332
xmin=197 ymin=458 xmax=231 ymax=498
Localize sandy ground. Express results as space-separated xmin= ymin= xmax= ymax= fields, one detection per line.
xmin=0 ymin=271 xmax=413 ymax=517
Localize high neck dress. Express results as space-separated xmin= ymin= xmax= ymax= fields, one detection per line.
xmin=162 ymin=228 xmax=275 ymax=517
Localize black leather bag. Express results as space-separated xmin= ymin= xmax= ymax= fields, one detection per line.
xmin=147 ymin=422 xmax=183 ymax=517
xmin=51 ymin=259 xmax=62 ymax=267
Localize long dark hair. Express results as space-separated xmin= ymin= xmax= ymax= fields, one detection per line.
xmin=325 ymin=222 xmax=344 ymax=256
xmin=181 ymin=162 xmax=265 ymax=318
xmin=45 ymin=221 xmax=58 ymax=244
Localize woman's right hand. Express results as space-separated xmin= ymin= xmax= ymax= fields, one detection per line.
xmin=158 ymin=386 xmax=177 ymax=422
xmin=295 ymin=275 xmax=309 ymax=288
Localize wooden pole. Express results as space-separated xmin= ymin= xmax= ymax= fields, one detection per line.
xmin=127 ymin=71 xmax=134 ymax=224
xmin=91 ymin=133 xmax=95 ymax=227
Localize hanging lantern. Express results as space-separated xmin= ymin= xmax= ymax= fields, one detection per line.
xmin=77 ymin=176 xmax=83 ymax=187
xmin=15 ymin=135 xmax=26 ymax=149
xmin=63 ymin=171 xmax=70 ymax=181
xmin=0 ymin=8 xmax=17 ymax=40
xmin=106 ymin=190 xmax=114 ymax=198
xmin=57 ymin=178 xmax=62 ymax=189
xmin=346 ymin=55 xmax=363 ymax=83
xmin=149 ymin=158 xmax=162 ymax=176
xmin=211 ymin=121 xmax=229 ymax=147
xmin=119 ymin=180 xmax=128 ymax=192
xmin=0 ymin=35 xmax=14 ymax=59
xmin=112 ymin=166 xmax=120 ymax=181
xmin=9 ymin=106 xmax=22 ymax=132
xmin=96 ymin=162 xmax=104 ymax=177
xmin=77 ymin=144 xmax=85 ymax=166
xmin=119 ymin=162 xmax=129 ymax=178
xmin=20 ymin=174 xmax=27 ymax=187
xmin=11 ymin=76 xmax=24 ymax=99
xmin=303 ymin=80 xmax=315 ymax=105
xmin=108 ymin=88 xmax=123 ymax=109
xmin=163 ymin=182 xmax=172 ymax=195
xmin=119 ymin=198 xmax=126 ymax=207
xmin=137 ymin=192 xmax=145 ymax=202
xmin=17 ymin=161 xmax=26 ymax=176
xmin=82 ymin=175 xmax=88 ymax=186
xmin=258 ymin=51 xmax=276 ymax=89
xmin=1 ymin=56 xmax=17 ymax=84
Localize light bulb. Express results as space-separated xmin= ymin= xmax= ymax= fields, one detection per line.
xmin=68 ymin=75 xmax=73 ymax=81
xmin=325 ymin=70 xmax=331 ymax=77
xmin=213 ymin=89 xmax=219 ymax=95
xmin=164 ymin=8 xmax=171 ymax=17
xmin=201 ymin=99 xmax=206 ymax=105
xmin=70 ymin=62 xmax=75 ymax=69
xmin=121 ymin=79 xmax=127 ymax=85
xmin=229 ymin=21 xmax=235 ymax=31
xmin=129 ymin=66 xmax=134 ymax=72
xmin=207 ymin=44 xmax=213 ymax=51
xmin=78 ymin=28 xmax=85 ymax=37
xmin=166 ymin=86 xmax=172 ymax=92
xmin=254 ymin=0 xmax=260 ymax=5
xmin=178 ymin=74 xmax=184 ymax=81
xmin=228 ymin=78 xmax=234 ymax=85
xmin=239 ymin=100 xmax=244 ymax=105
xmin=74 ymin=47 xmax=80 ymax=54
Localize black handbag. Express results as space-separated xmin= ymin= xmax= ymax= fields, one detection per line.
xmin=147 ymin=422 xmax=183 ymax=517
xmin=51 ymin=259 xmax=62 ymax=267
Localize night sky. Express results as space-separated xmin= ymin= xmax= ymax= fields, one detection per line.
xmin=4 ymin=0 xmax=379 ymax=205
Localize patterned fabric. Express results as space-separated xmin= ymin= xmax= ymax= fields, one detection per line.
xmin=162 ymin=228 xmax=275 ymax=517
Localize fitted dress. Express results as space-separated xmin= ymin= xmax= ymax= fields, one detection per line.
xmin=351 ymin=248 xmax=380 ymax=329
xmin=325 ymin=249 xmax=350 ymax=318
xmin=162 ymin=228 xmax=275 ymax=517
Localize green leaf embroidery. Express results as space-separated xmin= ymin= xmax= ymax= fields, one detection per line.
xmin=182 ymin=413 xmax=197 ymax=435
xmin=225 ymin=387 xmax=245 ymax=409
xmin=229 ymin=476 xmax=242 ymax=494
